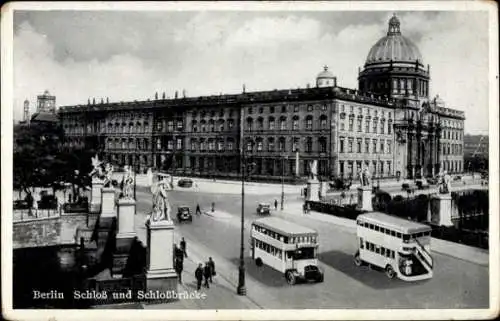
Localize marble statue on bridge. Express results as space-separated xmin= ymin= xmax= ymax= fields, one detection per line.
xmin=151 ymin=175 xmax=172 ymax=222
xmin=438 ymin=170 xmax=452 ymax=194
xmin=102 ymin=163 xmax=114 ymax=188
xmin=309 ymin=160 xmax=318 ymax=181
xmin=89 ymin=154 xmax=104 ymax=180
xmin=359 ymin=166 xmax=371 ymax=187
xmin=120 ymin=165 xmax=135 ymax=199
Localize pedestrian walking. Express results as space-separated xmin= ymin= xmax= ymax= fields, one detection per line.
xmin=195 ymin=263 xmax=203 ymax=290
xmin=180 ymin=237 xmax=187 ymax=258
xmin=208 ymin=257 xmax=216 ymax=283
xmin=274 ymin=199 xmax=278 ymax=211
xmin=306 ymin=202 xmax=311 ymax=214
xmin=302 ymin=203 xmax=306 ymax=214
xmin=211 ymin=202 xmax=215 ymax=212
xmin=195 ymin=203 xmax=202 ymax=216
xmin=175 ymin=257 xmax=184 ymax=284
xmin=174 ymin=245 xmax=184 ymax=264
xmin=203 ymin=262 xmax=211 ymax=288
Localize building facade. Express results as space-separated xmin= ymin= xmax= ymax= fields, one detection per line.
xmin=58 ymin=15 xmax=465 ymax=180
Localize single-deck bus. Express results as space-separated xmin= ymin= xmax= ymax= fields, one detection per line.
xmin=250 ymin=217 xmax=324 ymax=285
xmin=354 ymin=212 xmax=433 ymax=281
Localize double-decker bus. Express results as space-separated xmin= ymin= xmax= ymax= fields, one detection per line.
xmin=250 ymin=217 xmax=324 ymax=285
xmin=354 ymin=212 xmax=433 ymax=281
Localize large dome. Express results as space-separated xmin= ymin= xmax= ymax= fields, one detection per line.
xmin=365 ymin=15 xmax=423 ymax=65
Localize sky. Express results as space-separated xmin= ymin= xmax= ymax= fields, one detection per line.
xmin=12 ymin=7 xmax=491 ymax=134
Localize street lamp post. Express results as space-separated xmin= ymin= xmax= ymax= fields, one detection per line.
xmin=280 ymin=154 xmax=287 ymax=211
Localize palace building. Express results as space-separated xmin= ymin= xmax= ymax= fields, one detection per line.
xmin=57 ymin=15 xmax=465 ymax=180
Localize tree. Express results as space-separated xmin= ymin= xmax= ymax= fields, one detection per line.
xmin=13 ymin=121 xmax=95 ymax=199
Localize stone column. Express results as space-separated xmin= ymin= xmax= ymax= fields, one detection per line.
xmin=145 ymin=219 xmax=178 ymax=296
xmin=90 ymin=178 xmax=104 ymax=214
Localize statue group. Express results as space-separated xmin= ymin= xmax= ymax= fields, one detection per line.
xmin=90 ymin=155 xmax=114 ymax=187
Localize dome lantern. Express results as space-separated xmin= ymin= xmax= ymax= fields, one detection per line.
xmin=316 ymin=65 xmax=336 ymax=88
xmin=387 ymin=13 xmax=401 ymax=35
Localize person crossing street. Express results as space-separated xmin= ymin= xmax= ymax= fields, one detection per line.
xmin=195 ymin=263 xmax=203 ymax=291
xmin=195 ymin=203 xmax=202 ymax=216
xmin=180 ymin=237 xmax=187 ymax=258
xmin=203 ymin=262 xmax=211 ymax=288
xmin=208 ymin=257 xmax=216 ymax=283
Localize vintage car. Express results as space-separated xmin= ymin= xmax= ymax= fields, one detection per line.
xmin=177 ymin=205 xmax=193 ymax=222
xmin=177 ymin=178 xmax=193 ymax=188
xmin=256 ymin=203 xmax=271 ymax=215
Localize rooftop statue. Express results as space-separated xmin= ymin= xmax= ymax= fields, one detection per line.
xmin=120 ymin=165 xmax=134 ymax=199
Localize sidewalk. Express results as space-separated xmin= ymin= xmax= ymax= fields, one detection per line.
xmin=281 ymin=200 xmax=489 ymax=267
xmin=145 ymin=234 xmax=261 ymax=309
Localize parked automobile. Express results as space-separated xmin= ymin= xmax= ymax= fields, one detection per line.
xmin=13 ymin=200 xmax=29 ymax=210
xmin=256 ymin=203 xmax=271 ymax=215
xmin=416 ymin=179 xmax=430 ymax=190
xmin=177 ymin=205 xmax=193 ymax=222
xmin=177 ymin=178 xmax=193 ymax=188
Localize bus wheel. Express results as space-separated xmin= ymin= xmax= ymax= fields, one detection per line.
xmin=354 ymin=252 xmax=362 ymax=267
xmin=255 ymin=258 xmax=263 ymax=267
xmin=385 ymin=265 xmax=396 ymax=279
xmin=286 ymin=271 xmax=296 ymax=285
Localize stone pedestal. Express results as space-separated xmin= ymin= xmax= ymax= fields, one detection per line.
xmin=306 ymin=179 xmax=320 ymax=202
xmin=90 ymin=178 xmax=104 ymax=213
xmin=429 ymin=194 xmax=454 ymax=226
xmin=117 ymin=198 xmax=136 ymax=240
xmin=356 ymin=186 xmax=373 ymax=212
xmin=145 ymin=219 xmax=178 ymax=296
xmin=100 ymin=187 xmax=116 ymax=229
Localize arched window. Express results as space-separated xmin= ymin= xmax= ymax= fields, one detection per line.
xmin=246 ymin=138 xmax=254 ymax=152
xmin=209 ymin=119 xmax=215 ymax=132
xmin=305 ymin=115 xmax=313 ymax=130
xmin=280 ymin=116 xmax=287 ymax=130
xmin=246 ymin=117 xmax=253 ymax=131
xmin=257 ymin=117 xmax=264 ymax=130
xmin=357 ymin=115 xmax=363 ymax=132
xmin=268 ymin=137 xmax=275 ymax=152
xmin=129 ymin=121 xmax=134 ymax=133
xmin=319 ymin=137 xmax=327 ymax=153
xmin=320 ymin=115 xmax=328 ymax=130
xmin=278 ymin=137 xmax=286 ymax=151
xmin=192 ymin=120 xmax=198 ymax=132
xmin=218 ymin=119 xmax=225 ymax=132
xmin=256 ymin=137 xmax=263 ymax=151
xmin=269 ymin=116 xmax=275 ymax=130
xmin=122 ymin=139 xmax=127 ymax=149
xmin=292 ymin=115 xmax=299 ymax=130
xmin=200 ymin=139 xmax=206 ymax=151
xmin=292 ymin=137 xmax=300 ymax=152
xmin=227 ymin=138 xmax=234 ymax=151
xmin=305 ymin=137 xmax=313 ymax=153
xmin=200 ymin=120 xmax=206 ymax=132
xmin=190 ymin=138 xmax=197 ymax=151
xmin=380 ymin=118 xmax=386 ymax=134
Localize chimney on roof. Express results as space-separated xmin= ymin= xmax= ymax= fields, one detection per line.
xmin=162 ymin=92 xmax=166 ymax=99
xmin=92 ymin=98 xmax=95 ymax=105
xmin=155 ymin=92 xmax=158 ymax=100
xmin=101 ymin=98 xmax=104 ymax=104
xmin=175 ymin=91 xmax=178 ymax=99
xmin=88 ymin=98 xmax=90 ymax=105
xmin=182 ymin=89 xmax=186 ymax=98
xmin=106 ymin=97 xmax=109 ymax=103
xmin=243 ymin=84 xmax=246 ymax=93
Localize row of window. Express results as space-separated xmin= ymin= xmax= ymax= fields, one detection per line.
xmin=442 ymin=130 xmax=463 ymax=141
xmin=360 ymin=239 xmax=396 ymax=259
xmin=253 ymin=224 xmax=318 ymax=244
xmin=339 ymin=160 xmax=392 ymax=176
xmin=442 ymin=143 xmax=463 ymax=155
xmin=191 ymin=119 xmax=235 ymax=132
xmin=339 ymin=137 xmax=392 ymax=155
xmin=357 ymin=220 xmax=432 ymax=240
xmin=254 ymin=239 xmax=284 ymax=259
xmin=248 ymin=104 xmax=328 ymax=115
xmin=245 ymin=137 xmax=328 ymax=153
xmin=339 ymin=115 xmax=393 ymax=135
xmin=106 ymin=138 xmax=150 ymax=150
xmin=442 ymin=160 xmax=463 ymax=173
xmin=339 ymin=105 xmax=392 ymax=118
xmin=246 ymin=115 xmax=329 ymax=131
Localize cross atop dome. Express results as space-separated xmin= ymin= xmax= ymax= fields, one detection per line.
xmin=323 ymin=65 xmax=329 ymax=72
xmin=388 ymin=13 xmax=401 ymax=35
